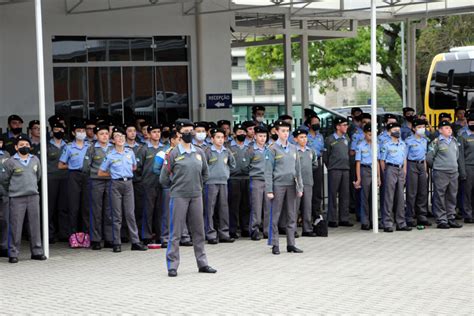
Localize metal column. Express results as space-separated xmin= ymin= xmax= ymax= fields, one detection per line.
xmin=406 ymin=21 xmax=417 ymax=110
xmin=284 ymin=14 xmax=293 ymax=116
xmin=300 ymin=20 xmax=309 ymax=111
xmin=34 ymin=0 xmax=50 ymax=257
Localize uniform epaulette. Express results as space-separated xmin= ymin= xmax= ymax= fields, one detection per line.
xmin=268 ymin=143 xmax=274 ymax=148
xmin=165 ymin=147 xmax=174 ymax=154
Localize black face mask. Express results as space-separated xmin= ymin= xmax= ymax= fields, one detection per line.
xmin=11 ymin=127 xmax=22 ymax=135
xmin=311 ymin=124 xmax=321 ymax=131
xmin=181 ymin=132 xmax=193 ymax=144
xmin=53 ymin=131 xmax=64 ymax=139
xmin=161 ymin=131 xmax=170 ymax=139
xmin=18 ymin=147 xmax=30 ymax=155
xmin=468 ymin=125 xmax=474 ymax=131
xmin=405 ymin=115 xmax=414 ymax=123
xmin=391 ymin=131 xmax=401 ymax=138
xmin=271 ymin=134 xmax=279 ymax=141
xmin=236 ymin=134 xmax=246 ymax=142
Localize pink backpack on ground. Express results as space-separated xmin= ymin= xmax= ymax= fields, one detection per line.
xmin=69 ymin=233 xmax=91 ymax=248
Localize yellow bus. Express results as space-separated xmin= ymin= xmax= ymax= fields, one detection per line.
xmin=424 ymin=46 xmax=474 ymax=126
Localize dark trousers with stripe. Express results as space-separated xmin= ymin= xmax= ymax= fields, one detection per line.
xmin=67 ymin=171 xmax=89 ymax=235
xmin=88 ymin=179 xmax=111 ymax=242
xmin=359 ymin=165 xmax=372 ymax=226
xmin=160 ymin=188 xmax=191 ymax=244
xmin=249 ymin=178 xmax=270 ymax=236
xmin=166 ymin=196 xmax=208 ymax=271
xmin=462 ymin=165 xmax=474 ymax=220
xmin=268 ymin=185 xmax=297 ymax=248
xmin=405 ymin=161 xmax=428 ymax=224
xmin=8 ymin=195 xmax=43 ymax=258
xmin=327 ymin=169 xmax=350 ymax=223
xmin=47 ymin=177 xmax=69 ymax=240
xmin=135 ymin=182 xmax=160 ymax=241
xmin=432 ymin=170 xmax=458 ymax=224
xmin=382 ymin=165 xmax=407 ymax=229
xmin=296 ymin=184 xmax=313 ymax=233
xmin=311 ymin=158 xmax=324 ymax=218
xmin=0 ymin=196 xmax=9 ymax=251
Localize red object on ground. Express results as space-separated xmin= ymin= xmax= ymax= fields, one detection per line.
xmin=148 ymin=244 xmax=161 ymax=249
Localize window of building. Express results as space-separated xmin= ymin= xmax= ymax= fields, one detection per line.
xmin=342 ymin=78 xmax=347 ymax=87
xmin=352 ymin=77 xmax=357 ymax=87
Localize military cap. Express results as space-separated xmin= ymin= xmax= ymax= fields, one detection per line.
xmin=438 ymin=121 xmax=452 ymax=128
xmin=71 ymin=120 xmax=86 ymax=130
xmin=292 ymin=128 xmax=308 ymax=138
xmin=439 ymin=112 xmax=451 ymax=120
xmin=15 ymin=135 xmax=31 ymax=146
xmin=361 ymin=113 xmax=372 ymax=120
xmin=402 ymin=107 xmax=415 ymax=114
xmin=233 ymin=123 xmax=245 ymax=133
xmin=274 ymin=120 xmax=291 ymax=128
xmin=210 ymin=128 xmax=225 ymax=137
xmin=147 ymin=123 xmax=162 ymax=132
xmin=208 ymin=122 xmax=218 ymax=129
xmin=194 ymin=121 xmax=209 ymax=130
xmin=351 ymin=107 xmax=362 ymax=115
xmin=94 ymin=125 xmax=109 ymax=134
xmin=28 ymin=120 xmax=40 ymax=129
xmin=8 ymin=114 xmax=23 ymax=124
xmin=111 ymin=127 xmax=125 ymax=137
xmin=278 ymin=114 xmax=293 ymax=121
xmin=217 ymin=120 xmax=231 ymax=127
xmin=51 ymin=122 xmax=64 ymax=129
xmin=363 ymin=124 xmax=372 ymax=133
xmin=242 ymin=121 xmax=256 ymax=130
xmin=252 ymin=105 xmax=265 ymax=113
xmin=175 ymin=119 xmax=194 ymax=130
xmin=386 ymin=122 xmax=401 ymax=130
xmin=384 ymin=113 xmax=397 ymax=122
xmin=254 ymin=126 xmax=268 ymax=134
xmin=333 ymin=117 xmax=348 ymax=127
xmin=412 ymin=119 xmax=427 ymax=127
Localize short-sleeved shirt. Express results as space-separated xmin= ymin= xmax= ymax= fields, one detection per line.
xmin=405 ymin=135 xmax=428 ymax=161
xmin=100 ymin=148 xmax=136 ymax=179
xmin=355 ymin=139 xmax=372 ymax=166
xmin=59 ymin=141 xmax=90 ymax=170
xmin=380 ymin=139 xmax=407 ymax=165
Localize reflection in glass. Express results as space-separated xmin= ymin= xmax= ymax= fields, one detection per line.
xmin=87 ymin=38 xmax=130 ymax=62
xmin=52 ymin=36 xmax=87 ymax=63
xmin=88 ymin=67 xmax=122 ymax=120
xmin=155 ymin=66 xmax=189 ymax=123
xmin=122 ymin=67 xmax=155 ymax=123
xmin=53 ymin=67 xmax=88 ymax=123
xmin=153 ymin=36 xmax=188 ymax=62
xmin=131 ymin=38 xmax=153 ymax=61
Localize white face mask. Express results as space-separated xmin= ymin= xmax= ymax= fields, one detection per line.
xmin=256 ymin=116 xmax=264 ymax=123
xmin=75 ymin=132 xmax=87 ymax=141
xmin=195 ymin=132 xmax=207 ymax=142
xmin=416 ymin=128 xmax=425 ymax=136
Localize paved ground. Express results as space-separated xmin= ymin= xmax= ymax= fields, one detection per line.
xmin=0 ymin=224 xmax=472 ymax=315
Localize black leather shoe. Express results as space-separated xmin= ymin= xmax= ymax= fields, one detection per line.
xmin=91 ymin=242 xmax=102 ymax=250
xmin=241 ymin=231 xmax=251 ymax=238
xmin=464 ymin=218 xmax=474 ymax=224
xmin=121 ymin=237 xmax=130 ymax=243
xmin=141 ymin=238 xmax=152 ymax=245
xmin=198 ymin=266 xmax=217 ymax=273
xmin=455 ymin=214 xmax=463 ymax=220
xmin=9 ymin=257 xmax=18 ymax=263
xmin=328 ymin=221 xmax=338 ymax=228
xmin=161 ymin=242 xmax=168 ymax=248
xmin=219 ymin=237 xmax=235 ymax=243
xmin=168 ymin=269 xmax=177 ymax=277
xmin=31 ymin=254 xmax=47 ymax=260
xmin=113 ymin=245 xmax=122 ymax=253
xmin=272 ymin=246 xmax=280 ymax=255
xmin=294 ymin=232 xmax=300 ymax=238
xmin=131 ymin=243 xmax=148 ymax=251
xmin=361 ymin=224 xmax=371 ymax=231
xmin=0 ymin=249 xmax=8 ymax=258
xmin=229 ymin=232 xmax=240 ymax=239
xmin=49 ymin=238 xmax=57 ymax=244
xmin=251 ymin=232 xmax=262 ymax=241
xmin=287 ymin=245 xmax=303 ymax=253
xmin=448 ymin=220 xmax=463 ymax=228
xmin=302 ymin=231 xmax=317 ymax=237
xmin=338 ymin=221 xmax=354 ymax=227
xmin=208 ymin=239 xmax=218 ymax=245
xmin=437 ymin=222 xmax=450 ymax=229
xmin=384 ymin=227 xmax=394 ymax=233
xmin=278 ymin=228 xmax=286 ymax=235
xmin=263 ymin=233 xmax=269 ymax=239
xmin=180 ymin=241 xmax=193 ymax=247
xmin=407 ymin=222 xmax=417 ymax=228
xmin=104 ymin=241 xmax=114 ymax=249
xmin=417 ymin=220 xmax=432 ymax=226
xmin=396 ymin=226 xmax=412 ymax=231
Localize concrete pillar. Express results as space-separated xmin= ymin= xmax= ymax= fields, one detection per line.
xmin=300 ymin=20 xmax=309 ymax=114
xmin=284 ymin=14 xmax=293 ymax=116
xmin=406 ymin=21 xmax=417 ymax=110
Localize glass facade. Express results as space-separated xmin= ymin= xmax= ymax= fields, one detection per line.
xmin=52 ymin=36 xmax=190 ymax=125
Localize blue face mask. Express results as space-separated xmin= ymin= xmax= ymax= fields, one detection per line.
xmin=391 ymin=131 xmax=400 ymax=139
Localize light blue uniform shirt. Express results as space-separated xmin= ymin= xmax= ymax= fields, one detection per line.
xmin=350 ymin=127 xmax=364 ymax=151
xmin=355 ymin=139 xmax=372 ymax=166
xmin=380 ymin=139 xmax=407 ymax=165
xmin=275 ymin=139 xmax=290 ymax=153
xmin=401 ymin=122 xmax=413 ymax=140
xmin=59 ymin=141 xmax=90 ymax=170
xmin=13 ymin=153 xmax=33 ymax=166
xmin=307 ymin=132 xmax=325 ymax=157
xmin=439 ymin=134 xmax=454 ymax=145
xmin=100 ymin=148 xmax=137 ymax=179
xmin=405 ymin=135 xmax=428 ymax=161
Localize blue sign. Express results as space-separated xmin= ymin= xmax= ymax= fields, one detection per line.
xmin=206 ymin=94 xmax=232 ymax=109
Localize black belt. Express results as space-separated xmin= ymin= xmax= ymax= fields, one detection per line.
xmin=361 ymin=164 xmax=371 ymax=168
xmin=113 ymin=177 xmax=131 ymax=182
xmin=387 ymin=162 xmax=403 ymax=169
xmin=408 ymin=159 xmax=425 ymax=164
xmin=68 ymin=169 xmax=82 ymax=173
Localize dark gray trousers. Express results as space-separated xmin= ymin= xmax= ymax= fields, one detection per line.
xmin=108 ymin=180 xmax=140 ymax=245
xmin=204 ymin=184 xmax=230 ymax=240
xmin=47 ymin=178 xmax=69 ymax=240
xmin=166 ymin=196 xmax=208 ymax=271
xmin=67 ymin=171 xmax=88 ymax=235
xmin=296 ymin=184 xmax=313 ymax=233
xmin=405 ymin=161 xmax=428 ymax=223
xmin=229 ymin=178 xmax=250 ymax=234
xmin=249 ymin=178 xmax=270 ymax=235
xmin=311 ymin=158 xmax=324 ymax=217
xmin=0 ymin=196 xmax=9 ymax=250
xmin=382 ymin=165 xmax=407 ymax=228
xmin=463 ymin=165 xmax=474 ymax=220
xmin=432 ymin=170 xmax=458 ymax=224
xmin=160 ymin=188 xmax=191 ymax=244
xmin=88 ymin=179 xmax=111 ymax=242
xmin=268 ymin=185 xmax=297 ymax=247
xmin=136 ymin=183 xmax=160 ymax=240
xmin=8 ymin=195 xmax=43 ymax=258
xmin=327 ymin=169 xmax=350 ymax=223
xmin=359 ymin=166 xmax=372 ymax=226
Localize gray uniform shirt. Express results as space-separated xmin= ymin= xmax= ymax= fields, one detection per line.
xmin=160 ymin=143 xmax=209 ymax=198
xmin=247 ymin=144 xmax=267 ymax=180
xmin=297 ymin=146 xmax=318 ymax=186
xmin=83 ymin=142 xmax=113 ymax=180
xmin=324 ymin=133 xmax=350 ymax=170
xmin=204 ymin=145 xmax=236 ymax=184
xmin=227 ymin=141 xmax=250 ymax=180
xmin=427 ymin=135 xmax=464 ymax=176
xmin=0 ymin=150 xmax=11 ymax=196
xmin=459 ymin=131 xmax=474 ymax=166
xmin=46 ymin=139 xmax=68 ymax=180
xmin=4 ymin=154 xmax=41 ymax=197
xmin=265 ymin=140 xmax=303 ymax=193
xmin=137 ymin=141 xmax=165 ymax=185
